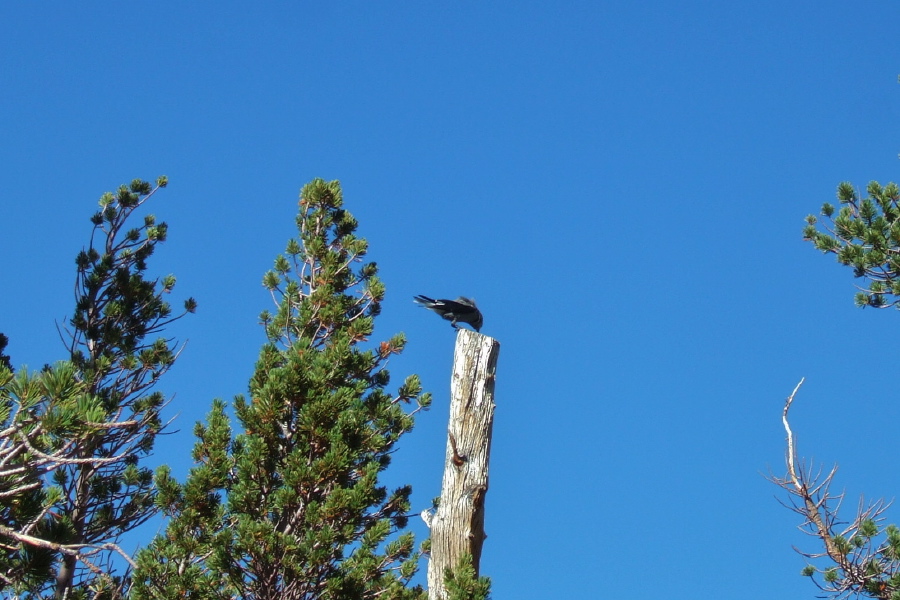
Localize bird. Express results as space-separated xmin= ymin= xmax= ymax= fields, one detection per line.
xmin=413 ymin=295 xmax=483 ymax=332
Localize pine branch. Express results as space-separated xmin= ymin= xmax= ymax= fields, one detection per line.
xmin=771 ymin=380 xmax=900 ymax=599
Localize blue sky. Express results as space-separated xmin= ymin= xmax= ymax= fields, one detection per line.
xmin=2 ymin=2 xmax=899 ymax=598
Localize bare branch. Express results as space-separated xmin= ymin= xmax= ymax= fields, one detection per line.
xmin=771 ymin=379 xmax=900 ymax=599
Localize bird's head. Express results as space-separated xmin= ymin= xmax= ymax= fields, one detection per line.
xmin=456 ymin=297 xmax=483 ymax=332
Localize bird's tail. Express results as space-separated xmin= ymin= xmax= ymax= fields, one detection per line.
xmin=413 ymin=295 xmax=436 ymax=306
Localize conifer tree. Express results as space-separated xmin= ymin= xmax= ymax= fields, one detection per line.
xmin=132 ymin=179 xmax=431 ymax=600
xmin=772 ymin=179 xmax=900 ymax=599
xmin=0 ymin=363 xmax=92 ymax=595
xmin=0 ymin=177 xmax=195 ymax=598
xmin=804 ymin=180 xmax=900 ymax=308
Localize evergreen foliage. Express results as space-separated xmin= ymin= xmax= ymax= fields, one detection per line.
xmin=132 ymin=179 xmax=431 ymax=600
xmin=0 ymin=364 xmax=63 ymax=595
xmin=443 ymin=554 xmax=491 ymax=600
xmin=781 ymin=179 xmax=900 ymax=599
xmin=804 ymin=181 xmax=900 ymax=308
xmin=0 ymin=333 xmax=11 ymax=371
xmin=0 ymin=177 xmax=195 ymax=598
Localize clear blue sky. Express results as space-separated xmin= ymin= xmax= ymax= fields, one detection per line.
xmin=2 ymin=3 xmax=899 ymax=598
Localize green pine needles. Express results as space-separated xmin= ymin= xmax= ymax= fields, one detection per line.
xmin=784 ymin=179 xmax=900 ymax=599
xmin=133 ymin=179 xmax=432 ymax=600
xmin=444 ymin=555 xmax=490 ymax=600
xmin=804 ymin=180 xmax=900 ymax=308
xmin=2 ymin=177 xmax=433 ymax=599
xmin=0 ymin=176 xmax=196 ymax=599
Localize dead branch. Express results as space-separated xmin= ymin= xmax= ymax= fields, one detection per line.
xmin=770 ymin=379 xmax=899 ymax=599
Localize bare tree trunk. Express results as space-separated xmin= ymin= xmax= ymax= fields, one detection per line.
xmin=426 ymin=329 xmax=500 ymax=600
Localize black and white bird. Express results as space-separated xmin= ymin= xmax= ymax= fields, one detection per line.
xmin=413 ymin=295 xmax=483 ymax=332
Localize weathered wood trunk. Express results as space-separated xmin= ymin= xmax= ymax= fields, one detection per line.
xmin=426 ymin=329 xmax=500 ymax=600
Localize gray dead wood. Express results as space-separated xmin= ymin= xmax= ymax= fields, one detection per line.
xmin=425 ymin=329 xmax=500 ymax=600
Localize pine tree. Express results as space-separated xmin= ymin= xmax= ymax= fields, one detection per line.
xmin=804 ymin=180 xmax=900 ymax=308
xmin=132 ymin=178 xmax=431 ymax=600
xmin=0 ymin=177 xmax=195 ymax=598
xmin=771 ymin=179 xmax=900 ymax=599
